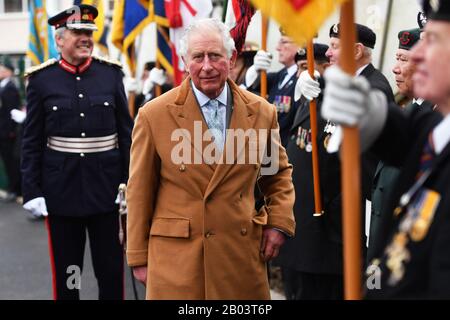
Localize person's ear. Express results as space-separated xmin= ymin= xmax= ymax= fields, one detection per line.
xmin=354 ymin=43 xmax=364 ymax=60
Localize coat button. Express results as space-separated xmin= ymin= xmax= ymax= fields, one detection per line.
xmin=80 ymin=113 xmax=85 ymax=117
xmin=240 ymin=228 xmax=247 ymax=236
xmin=80 ymin=153 xmax=85 ymax=157
xmin=76 ymin=76 xmax=81 ymax=81
xmin=205 ymin=231 xmax=214 ymax=238
xmin=78 ymin=93 xmax=84 ymax=98
xmin=179 ymin=164 xmax=186 ymax=172
xmin=52 ymin=106 xmax=58 ymax=111
xmin=104 ymin=102 xmax=109 ymax=106
xmin=81 ymin=132 xmax=86 ymax=137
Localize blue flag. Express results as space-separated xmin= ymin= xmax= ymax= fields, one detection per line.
xmin=27 ymin=0 xmax=58 ymax=65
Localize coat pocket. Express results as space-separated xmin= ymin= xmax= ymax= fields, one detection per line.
xmin=150 ymin=217 xmax=190 ymax=238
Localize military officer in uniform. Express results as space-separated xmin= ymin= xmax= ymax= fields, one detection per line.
xmin=21 ymin=4 xmax=133 ymax=300
xmin=322 ymin=0 xmax=450 ymax=299
xmin=0 ymin=59 xmax=21 ymax=202
xmin=273 ymin=43 xmax=343 ymax=300
xmin=242 ymin=30 xmax=299 ymax=147
xmin=368 ymin=27 xmax=434 ymax=263
xmin=277 ymin=24 xmax=394 ymax=300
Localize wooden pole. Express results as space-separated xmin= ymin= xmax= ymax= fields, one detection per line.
xmin=260 ymin=13 xmax=268 ymax=99
xmin=307 ymin=40 xmax=323 ymax=217
xmin=339 ymin=0 xmax=362 ymax=300
xmin=155 ymin=60 xmax=162 ymax=97
xmin=128 ymin=46 xmax=136 ymax=118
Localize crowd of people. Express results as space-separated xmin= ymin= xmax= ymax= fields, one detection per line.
xmin=1 ymin=0 xmax=449 ymax=300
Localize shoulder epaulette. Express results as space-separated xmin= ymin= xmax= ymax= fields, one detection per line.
xmin=25 ymin=58 xmax=58 ymax=77
xmin=92 ymin=55 xmax=123 ymax=69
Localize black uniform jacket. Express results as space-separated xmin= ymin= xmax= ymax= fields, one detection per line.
xmin=21 ymin=57 xmax=133 ymax=216
xmin=366 ymin=104 xmax=450 ymax=299
xmin=275 ymin=94 xmax=344 ymax=274
xmin=248 ymin=68 xmax=298 ymax=147
xmin=0 ymin=79 xmax=21 ymax=140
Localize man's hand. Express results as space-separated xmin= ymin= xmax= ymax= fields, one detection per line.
xmin=294 ymin=70 xmax=321 ymax=102
xmin=260 ymin=228 xmax=286 ymax=262
xmin=125 ymin=77 xmax=139 ymax=93
xmin=253 ymin=50 xmax=272 ymax=72
xmin=11 ymin=109 xmax=26 ymax=124
xmin=149 ymin=68 xmax=167 ymax=86
xmin=133 ymin=266 xmax=147 ymax=286
xmin=23 ymin=197 xmax=48 ymax=218
xmin=321 ymin=66 xmax=388 ymax=151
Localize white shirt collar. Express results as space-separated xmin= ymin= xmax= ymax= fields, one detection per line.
xmin=356 ymin=64 xmax=369 ymax=76
xmin=413 ymin=98 xmax=425 ymax=105
xmin=191 ymin=81 xmax=228 ymax=107
xmin=286 ymin=64 xmax=298 ymax=77
xmin=432 ymin=113 xmax=450 ymax=155
xmin=0 ymin=77 xmax=10 ymax=88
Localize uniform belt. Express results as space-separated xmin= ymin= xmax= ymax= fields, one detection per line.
xmin=47 ymin=133 xmax=118 ymax=153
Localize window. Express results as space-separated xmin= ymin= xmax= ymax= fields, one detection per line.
xmin=0 ymin=0 xmax=27 ymax=13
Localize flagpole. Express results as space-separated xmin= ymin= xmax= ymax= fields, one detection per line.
xmin=128 ymin=46 xmax=137 ymax=118
xmin=306 ymin=40 xmax=323 ymax=217
xmin=339 ymin=0 xmax=362 ymax=300
xmin=260 ymin=13 xmax=268 ymax=99
xmin=155 ymin=60 xmax=162 ymax=97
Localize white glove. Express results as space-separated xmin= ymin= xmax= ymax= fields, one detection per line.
xmin=149 ymin=68 xmax=167 ymax=86
xmin=10 ymin=109 xmax=26 ymax=124
xmin=321 ymin=66 xmax=388 ymax=152
xmin=142 ymin=77 xmax=154 ymax=96
xmin=294 ymin=70 xmax=321 ymax=102
xmin=125 ymin=77 xmax=139 ymax=93
xmin=23 ymin=197 xmax=48 ymax=217
xmin=244 ymin=65 xmax=258 ymax=88
xmin=253 ymin=50 xmax=272 ymax=72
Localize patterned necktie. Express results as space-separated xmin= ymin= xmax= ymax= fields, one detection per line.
xmin=204 ymin=99 xmax=225 ymax=151
xmin=417 ymin=132 xmax=435 ymax=180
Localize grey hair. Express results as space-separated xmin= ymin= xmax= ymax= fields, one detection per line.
xmin=178 ymin=18 xmax=235 ymax=59
xmin=55 ymin=27 xmax=66 ymax=39
xmin=363 ymin=46 xmax=372 ymax=58
xmin=54 ymin=27 xmax=66 ymax=52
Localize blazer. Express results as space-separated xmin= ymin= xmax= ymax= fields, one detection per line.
xmin=366 ymin=105 xmax=450 ymax=299
xmin=126 ymin=77 xmax=296 ymax=299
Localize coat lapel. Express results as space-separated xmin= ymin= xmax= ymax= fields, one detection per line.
xmin=204 ymin=80 xmax=259 ymax=198
xmin=166 ymin=77 xmax=215 ymax=172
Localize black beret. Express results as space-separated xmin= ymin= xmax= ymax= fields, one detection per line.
xmin=329 ymin=23 xmax=376 ymax=49
xmin=398 ymin=28 xmax=421 ymax=50
xmin=144 ymin=62 xmax=156 ymax=71
xmin=295 ymin=43 xmax=329 ymax=63
xmin=48 ymin=4 xmax=98 ymax=30
xmin=421 ymin=0 xmax=450 ymax=22
xmin=0 ymin=60 xmax=14 ymax=73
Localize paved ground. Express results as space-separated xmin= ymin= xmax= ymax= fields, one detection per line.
xmin=0 ymin=200 xmax=146 ymax=300
xmin=0 ymin=199 xmax=284 ymax=300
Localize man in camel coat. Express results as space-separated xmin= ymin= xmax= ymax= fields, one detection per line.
xmin=126 ymin=18 xmax=295 ymax=300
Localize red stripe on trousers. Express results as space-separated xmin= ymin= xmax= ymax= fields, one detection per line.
xmin=45 ymin=217 xmax=58 ymax=300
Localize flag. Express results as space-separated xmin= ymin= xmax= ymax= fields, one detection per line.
xmin=249 ymin=0 xmax=346 ymax=46
xmin=223 ymin=0 xmax=255 ymax=54
xmin=156 ymin=0 xmax=213 ymax=85
xmin=111 ymin=0 xmax=152 ymax=75
xmin=27 ymin=0 xmax=58 ymax=65
xmin=74 ymin=0 xmax=109 ymax=55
